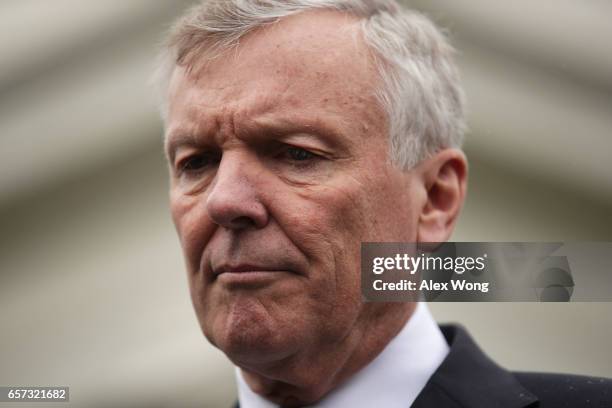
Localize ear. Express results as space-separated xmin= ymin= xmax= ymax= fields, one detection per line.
xmin=416 ymin=149 xmax=468 ymax=243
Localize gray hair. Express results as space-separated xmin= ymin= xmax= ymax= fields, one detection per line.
xmin=154 ymin=0 xmax=466 ymax=169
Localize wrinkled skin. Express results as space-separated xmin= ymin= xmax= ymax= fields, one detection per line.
xmin=165 ymin=10 xmax=467 ymax=406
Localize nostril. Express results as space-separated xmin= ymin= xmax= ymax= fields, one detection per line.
xmin=230 ymin=216 xmax=256 ymax=229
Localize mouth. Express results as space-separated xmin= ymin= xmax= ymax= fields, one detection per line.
xmin=212 ymin=264 xmax=295 ymax=286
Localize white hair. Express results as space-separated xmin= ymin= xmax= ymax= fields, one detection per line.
xmin=154 ymin=0 xmax=466 ymax=169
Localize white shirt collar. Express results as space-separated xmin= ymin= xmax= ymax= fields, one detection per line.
xmin=236 ymin=302 xmax=449 ymax=408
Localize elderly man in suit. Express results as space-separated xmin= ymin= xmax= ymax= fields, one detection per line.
xmin=155 ymin=1 xmax=611 ymax=406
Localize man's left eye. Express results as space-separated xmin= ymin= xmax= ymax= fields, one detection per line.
xmin=286 ymin=146 xmax=316 ymax=161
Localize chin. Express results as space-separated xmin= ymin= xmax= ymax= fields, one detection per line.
xmin=205 ymin=296 xmax=302 ymax=365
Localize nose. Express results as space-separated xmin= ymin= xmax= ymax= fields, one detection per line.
xmin=205 ymin=153 xmax=269 ymax=230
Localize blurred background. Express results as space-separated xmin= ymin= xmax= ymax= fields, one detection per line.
xmin=0 ymin=0 xmax=611 ymax=407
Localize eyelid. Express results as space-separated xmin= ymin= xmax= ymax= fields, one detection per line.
xmin=279 ymin=133 xmax=334 ymax=154
xmin=174 ymin=152 xmax=194 ymax=170
xmin=280 ymin=142 xmax=330 ymax=160
xmin=177 ymin=155 xmax=196 ymax=171
xmin=175 ymin=151 xmax=219 ymax=173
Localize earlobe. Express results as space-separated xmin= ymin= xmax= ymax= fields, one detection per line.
xmin=417 ymin=149 xmax=468 ymax=243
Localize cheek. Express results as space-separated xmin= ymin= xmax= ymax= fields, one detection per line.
xmin=355 ymin=169 xmax=420 ymax=242
xmin=170 ymin=192 xmax=214 ymax=272
xmin=284 ymin=185 xmax=362 ymax=252
xmin=278 ymin=183 xmax=373 ymax=295
xmin=285 ymin=168 xmax=418 ymax=274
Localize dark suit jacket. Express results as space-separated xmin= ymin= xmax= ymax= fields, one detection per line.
xmin=235 ymin=325 xmax=612 ymax=407
xmin=412 ymin=325 xmax=611 ymax=408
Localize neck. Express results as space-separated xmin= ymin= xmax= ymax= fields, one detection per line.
xmin=238 ymin=303 xmax=415 ymax=407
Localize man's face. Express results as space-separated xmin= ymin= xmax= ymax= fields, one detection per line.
xmin=166 ymin=11 xmax=422 ymax=366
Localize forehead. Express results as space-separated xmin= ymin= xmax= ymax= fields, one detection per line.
xmin=166 ymin=10 xmax=385 ymax=139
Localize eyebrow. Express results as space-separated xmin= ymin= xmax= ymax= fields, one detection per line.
xmin=165 ymin=115 xmax=348 ymax=163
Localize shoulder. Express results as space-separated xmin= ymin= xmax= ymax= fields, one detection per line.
xmin=514 ymin=371 xmax=612 ymax=407
xmin=412 ymin=325 xmax=612 ymax=408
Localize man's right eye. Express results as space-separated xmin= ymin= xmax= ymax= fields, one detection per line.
xmin=178 ymin=154 xmax=217 ymax=173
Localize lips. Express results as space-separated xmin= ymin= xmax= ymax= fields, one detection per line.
xmin=211 ymin=263 xmax=297 ymax=287
xmin=212 ymin=263 xmax=289 ymax=277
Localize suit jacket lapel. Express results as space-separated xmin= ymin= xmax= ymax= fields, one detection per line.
xmin=411 ymin=325 xmax=539 ymax=408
